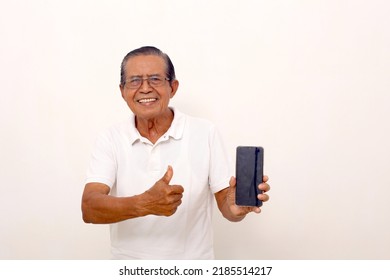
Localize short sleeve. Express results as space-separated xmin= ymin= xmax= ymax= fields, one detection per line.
xmin=208 ymin=125 xmax=233 ymax=193
xmin=85 ymin=130 xmax=117 ymax=188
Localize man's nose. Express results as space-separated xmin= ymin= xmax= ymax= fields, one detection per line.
xmin=139 ymin=79 xmax=152 ymax=92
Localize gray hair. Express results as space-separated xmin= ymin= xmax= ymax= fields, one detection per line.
xmin=120 ymin=46 xmax=176 ymax=86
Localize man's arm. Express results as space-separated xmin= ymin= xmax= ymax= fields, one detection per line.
xmin=81 ymin=166 xmax=184 ymax=224
xmin=214 ymin=176 xmax=270 ymax=222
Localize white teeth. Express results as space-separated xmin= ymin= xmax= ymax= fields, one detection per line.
xmin=138 ymin=98 xmax=157 ymax=103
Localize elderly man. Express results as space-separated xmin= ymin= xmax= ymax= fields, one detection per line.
xmin=82 ymin=46 xmax=270 ymax=259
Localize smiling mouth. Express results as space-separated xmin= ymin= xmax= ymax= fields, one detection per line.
xmin=137 ymin=98 xmax=158 ymax=104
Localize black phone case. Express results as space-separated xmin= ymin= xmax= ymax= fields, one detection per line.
xmin=235 ymin=146 xmax=264 ymax=207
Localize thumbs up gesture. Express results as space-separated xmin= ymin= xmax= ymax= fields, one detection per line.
xmin=142 ymin=166 xmax=184 ymax=216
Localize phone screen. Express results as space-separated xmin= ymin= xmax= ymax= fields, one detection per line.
xmin=235 ymin=146 xmax=264 ymax=207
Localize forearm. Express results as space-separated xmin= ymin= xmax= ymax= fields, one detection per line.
xmin=82 ymin=171 xmax=184 ymax=224
xmin=82 ymin=192 xmax=149 ymax=224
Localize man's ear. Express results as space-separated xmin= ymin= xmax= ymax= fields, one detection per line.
xmin=170 ymin=79 xmax=179 ymax=98
xmin=119 ymin=84 xmax=125 ymax=99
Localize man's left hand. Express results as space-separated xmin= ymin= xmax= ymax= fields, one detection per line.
xmin=215 ymin=175 xmax=270 ymax=222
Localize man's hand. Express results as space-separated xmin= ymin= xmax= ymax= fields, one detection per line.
xmin=81 ymin=165 xmax=184 ymax=224
xmin=215 ymin=176 xmax=270 ymax=222
xmin=141 ymin=165 xmax=184 ymax=216
xmin=228 ymin=176 xmax=270 ymax=216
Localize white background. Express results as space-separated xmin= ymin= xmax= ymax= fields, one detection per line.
xmin=1 ymin=0 xmax=389 ymax=259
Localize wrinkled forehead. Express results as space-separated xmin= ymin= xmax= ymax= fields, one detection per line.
xmin=124 ymin=55 xmax=167 ymax=77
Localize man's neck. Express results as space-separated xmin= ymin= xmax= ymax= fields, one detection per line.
xmin=135 ymin=109 xmax=174 ymax=144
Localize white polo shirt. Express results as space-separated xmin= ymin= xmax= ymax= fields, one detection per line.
xmin=86 ymin=108 xmax=232 ymax=259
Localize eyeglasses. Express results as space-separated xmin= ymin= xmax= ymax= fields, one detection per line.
xmin=124 ymin=75 xmax=170 ymax=89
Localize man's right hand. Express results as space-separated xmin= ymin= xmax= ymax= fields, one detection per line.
xmin=81 ymin=165 xmax=184 ymax=224
xmin=141 ymin=165 xmax=184 ymax=216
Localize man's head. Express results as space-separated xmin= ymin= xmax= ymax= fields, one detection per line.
xmin=119 ymin=46 xmax=179 ymax=120
xmin=120 ymin=46 xmax=176 ymax=87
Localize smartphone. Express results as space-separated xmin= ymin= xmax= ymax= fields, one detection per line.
xmin=235 ymin=146 xmax=264 ymax=207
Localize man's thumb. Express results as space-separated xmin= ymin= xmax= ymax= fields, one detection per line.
xmin=229 ymin=176 xmax=236 ymax=189
xmin=161 ymin=165 xmax=173 ymax=184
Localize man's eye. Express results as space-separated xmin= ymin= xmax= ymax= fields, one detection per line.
xmin=130 ymin=78 xmax=141 ymax=84
xmin=149 ymin=77 xmax=162 ymax=82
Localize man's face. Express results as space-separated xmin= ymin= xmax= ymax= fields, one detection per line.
xmin=120 ymin=55 xmax=178 ymax=120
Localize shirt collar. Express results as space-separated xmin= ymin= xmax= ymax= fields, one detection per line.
xmin=128 ymin=107 xmax=186 ymax=145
